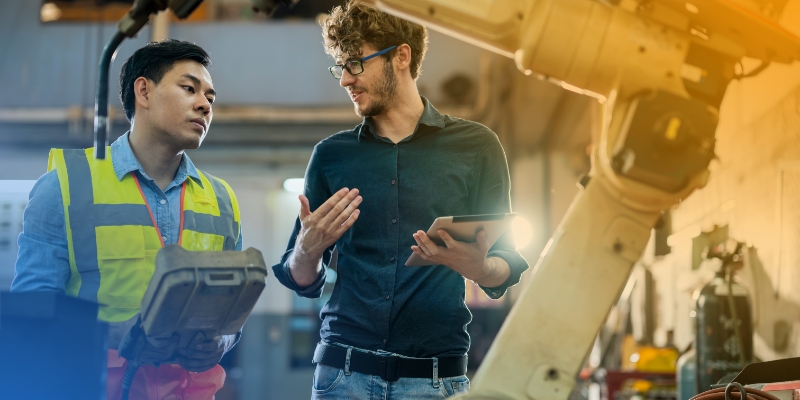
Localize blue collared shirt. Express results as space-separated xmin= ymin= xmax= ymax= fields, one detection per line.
xmin=272 ymin=98 xmax=529 ymax=358
xmin=11 ymin=132 xmax=243 ymax=293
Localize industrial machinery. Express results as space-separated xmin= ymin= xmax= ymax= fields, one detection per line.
xmin=89 ymin=0 xmax=800 ymax=399
xmin=354 ymin=1 xmax=800 ymax=399
xmin=695 ymin=239 xmax=753 ymax=393
xmin=118 ymin=246 xmax=268 ymax=400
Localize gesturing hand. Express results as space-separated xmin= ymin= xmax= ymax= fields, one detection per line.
xmin=296 ymin=187 xmax=362 ymax=261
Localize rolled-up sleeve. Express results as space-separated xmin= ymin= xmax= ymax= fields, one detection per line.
xmin=11 ymin=171 xmax=71 ymax=293
xmin=271 ymin=145 xmax=333 ymax=298
xmin=474 ymin=133 xmax=530 ymax=299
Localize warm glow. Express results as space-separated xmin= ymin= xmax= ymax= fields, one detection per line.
xmin=685 ymin=3 xmax=700 ymax=14
xmin=41 ymin=3 xmax=62 ymax=22
xmin=283 ymin=178 xmax=305 ymax=194
xmin=512 ymin=216 xmax=534 ymax=250
xmin=667 ymin=224 xmax=701 ymax=246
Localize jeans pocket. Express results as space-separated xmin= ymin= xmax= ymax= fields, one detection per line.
xmin=312 ymin=364 xmax=344 ymax=394
xmin=440 ymin=375 xmax=470 ymax=397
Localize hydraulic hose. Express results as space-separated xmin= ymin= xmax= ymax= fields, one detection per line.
xmin=94 ymin=31 xmax=126 ymax=160
xmin=120 ymin=360 xmax=142 ymax=400
xmin=690 ymin=383 xmax=781 ymax=400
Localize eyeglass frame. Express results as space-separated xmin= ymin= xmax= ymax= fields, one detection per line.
xmin=328 ymin=46 xmax=398 ymax=79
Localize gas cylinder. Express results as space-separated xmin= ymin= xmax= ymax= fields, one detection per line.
xmin=694 ymin=271 xmax=753 ymax=392
xmin=676 ymin=346 xmax=696 ymax=400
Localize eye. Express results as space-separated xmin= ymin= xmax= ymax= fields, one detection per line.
xmin=206 ymin=97 xmax=214 ymax=105
xmin=183 ymin=85 xmax=195 ymax=94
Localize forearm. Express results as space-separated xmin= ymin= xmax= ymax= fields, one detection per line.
xmin=474 ymin=257 xmax=510 ymax=288
xmin=288 ymin=248 xmax=324 ymax=287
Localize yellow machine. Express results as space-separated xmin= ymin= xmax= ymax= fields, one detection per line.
xmin=96 ymin=0 xmax=800 ymax=399
xmin=358 ymin=1 xmax=800 ymax=399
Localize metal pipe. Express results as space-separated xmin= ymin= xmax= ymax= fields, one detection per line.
xmin=94 ymin=31 xmax=126 ymax=159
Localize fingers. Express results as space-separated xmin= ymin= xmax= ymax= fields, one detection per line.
xmin=312 ymin=188 xmax=352 ymax=219
xmin=411 ymin=246 xmax=432 ymax=260
xmin=330 ymin=194 xmax=363 ymax=228
xmin=146 ymin=336 xmax=177 ymax=349
xmin=318 ymin=189 xmax=360 ymax=227
xmin=335 ymin=208 xmax=361 ymax=236
xmin=191 ymin=337 xmax=223 ymax=352
xmin=413 ymin=231 xmax=440 ymax=256
xmin=476 ymin=230 xmax=490 ymax=251
xmin=438 ymin=229 xmax=457 ymax=248
xmin=299 ymin=195 xmax=311 ymax=220
xmin=179 ymin=347 xmax=221 ymax=360
xmin=178 ymin=355 xmax=219 ymax=372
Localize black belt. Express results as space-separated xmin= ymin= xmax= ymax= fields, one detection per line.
xmin=313 ymin=343 xmax=467 ymax=382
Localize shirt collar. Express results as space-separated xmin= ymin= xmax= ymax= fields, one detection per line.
xmin=357 ymin=96 xmax=446 ymax=142
xmin=110 ymin=131 xmax=203 ymax=188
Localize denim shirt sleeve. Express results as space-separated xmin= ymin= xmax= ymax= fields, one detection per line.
xmin=235 ymin=225 xmax=243 ymax=251
xmin=475 ymin=133 xmax=530 ymax=299
xmin=11 ymin=170 xmax=71 ymax=293
xmin=271 ymin=145 xmax=332 ymax=298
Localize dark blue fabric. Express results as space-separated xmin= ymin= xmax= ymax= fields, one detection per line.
xmin=272 ymin=98 xmax=529 ymax=358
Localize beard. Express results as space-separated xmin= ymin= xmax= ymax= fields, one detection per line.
xmin=353 ymin=60 xmax=397 ymax=117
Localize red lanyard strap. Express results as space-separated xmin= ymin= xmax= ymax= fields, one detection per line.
xmin=132 ymin=174 xmax=186 ymax=248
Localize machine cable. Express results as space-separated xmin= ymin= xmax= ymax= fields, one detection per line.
xmin=689 ymin=382 xmax=780 ymax=400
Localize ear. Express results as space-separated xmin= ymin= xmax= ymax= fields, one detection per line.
xmin=394 ymin=44 xmax=413 ymax=74
xmin=133 ymin=77 xmax=151 ymax=112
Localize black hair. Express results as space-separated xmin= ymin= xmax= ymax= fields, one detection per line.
xmin=119 ymin=39 xmax=211 ymax=122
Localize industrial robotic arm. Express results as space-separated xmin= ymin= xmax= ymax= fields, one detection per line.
xmin=360 ymin=1 xmax=800 ymax=399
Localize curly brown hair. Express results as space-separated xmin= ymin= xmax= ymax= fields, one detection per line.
xmin=321 ymin=1 xmax=428 ymax=79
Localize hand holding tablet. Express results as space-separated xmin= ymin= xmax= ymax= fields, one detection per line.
xmin=405 ymin=213 xmax=517 ymax=267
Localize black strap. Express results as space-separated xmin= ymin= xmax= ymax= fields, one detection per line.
xmin=313 ymin=343 xmax=467 ymax=382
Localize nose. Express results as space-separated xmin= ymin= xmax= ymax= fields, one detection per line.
xmin=339 ymin=69 xmax=356 ymax=88
xmin=194 ymin=95 xmax=211 ymax=116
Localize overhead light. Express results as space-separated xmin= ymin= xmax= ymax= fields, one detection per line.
xmin=41 ymin=3 xmax=62 ymax=22
xmin=512 ymin=216 xmax=534 ymax=250
xmin=685 ymin=3 xmax=700 ymax=14
xmin=283 ymin=178 xmax=304 ymax=194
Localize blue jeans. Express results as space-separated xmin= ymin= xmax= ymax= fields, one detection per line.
xmin=311 ymin=343 xmax=470 ymax=399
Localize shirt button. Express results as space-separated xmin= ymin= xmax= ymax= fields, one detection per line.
xmin=393 ymin=144 xmax=397 ymax=148
xmin=161 ymin=236 xmax=167 ymax=242
xmin=391 ymin=179 xmax=396 ymax=185
xmin=159 ymin=199 xmax=166 ymax=205
xmin=390 ymin=257 xmax=395 ymax=262
xmin=383 ymin=339 xmax=388 ymax=343
xmin=392 ymin=218 xmax=397 ymax=224
xmin=385 ymin=295 xmax=390 ymax=300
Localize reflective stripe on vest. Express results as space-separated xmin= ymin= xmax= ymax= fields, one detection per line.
xmin=47 ymin=147 xmax=241 ymax=322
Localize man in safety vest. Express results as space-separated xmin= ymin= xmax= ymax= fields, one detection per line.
xmin=12 ymin=39 xmax=241 ymax=400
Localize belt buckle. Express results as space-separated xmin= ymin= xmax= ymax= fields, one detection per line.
xmin=379 ymin=357 xmax=399 ymax=382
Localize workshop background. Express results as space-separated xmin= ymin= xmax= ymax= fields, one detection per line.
xmin=1 ymin=0 xmax=800 ymax=399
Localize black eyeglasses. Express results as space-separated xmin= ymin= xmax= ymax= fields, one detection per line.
xmin=328 ymin=46 xmax=398 ymax=79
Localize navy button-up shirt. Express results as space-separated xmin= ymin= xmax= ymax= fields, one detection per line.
xmin=272 ymin=98 xmax=529 ymax=358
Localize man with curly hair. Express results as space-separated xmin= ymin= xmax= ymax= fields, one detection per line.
xmin=271 ymin=1 xmax=529 ymax=398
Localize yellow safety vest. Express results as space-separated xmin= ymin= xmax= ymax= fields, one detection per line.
xmin=48 ymin=147 xmax=241 ymax=323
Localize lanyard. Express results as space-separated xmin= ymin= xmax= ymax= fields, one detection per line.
xmin=132 ymin=174 xmax=187 ymax=248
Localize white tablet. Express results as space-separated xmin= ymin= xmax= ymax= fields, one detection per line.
xmin=405 ymin=213 xmax=517 ymax=267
